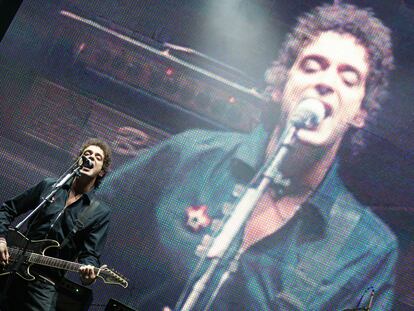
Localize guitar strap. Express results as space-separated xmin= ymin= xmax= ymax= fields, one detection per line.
xmin=59 ymin=199 xmax=100 ymax=250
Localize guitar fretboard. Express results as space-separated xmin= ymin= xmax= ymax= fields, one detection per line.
xmin=9 ymin=247 xmax=97 ymax=273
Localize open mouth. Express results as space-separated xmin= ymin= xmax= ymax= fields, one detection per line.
xmin=322 ymin=102 xmax=333 ymax=118
xmin=322 ymin=102 xmax=333 ymax=119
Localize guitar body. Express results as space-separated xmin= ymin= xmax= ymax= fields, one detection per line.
xmin=0 ymin=229 xmax=60 ymax=281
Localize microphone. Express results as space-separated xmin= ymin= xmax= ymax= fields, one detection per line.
xmin=262 ymin=98 xmax=326 ymax=187
xmin=78 ymin=155 xmax=94 ymax=169
xmin=289 ymin=98 xmax=326 ymax=129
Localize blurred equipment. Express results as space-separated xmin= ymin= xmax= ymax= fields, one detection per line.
xmin=56 ymin=278 xmax=93 ymax=311
xmin=105 ymin=298 xmax=137 ymax=311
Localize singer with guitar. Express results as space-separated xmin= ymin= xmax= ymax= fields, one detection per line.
xmin=0 ymin=139 xmax=113 ymax=311
xmin=101 ymin=3 xmax=398 ymax=311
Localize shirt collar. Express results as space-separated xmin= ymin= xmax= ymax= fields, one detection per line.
xmin=82 ymin=189 xmax=95 ymax=204
xmin=307 ymin=160 xmax=343 ymax=222
xmin=62 ymin=179 xmax=96 ymax=204
xmin=231 ymin=125 xmax=269 ymax=182
xmin=300 ymin=160 xmax=348 ymax=240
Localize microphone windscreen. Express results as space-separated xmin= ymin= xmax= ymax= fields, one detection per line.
xmin=290 ymin=98 xmax=326 ymax=129
xmin=80 ymin=155 xmax=94 ymax=169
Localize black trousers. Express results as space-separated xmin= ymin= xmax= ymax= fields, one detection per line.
xmin=0 ymin=274 xmax=57 ymax=311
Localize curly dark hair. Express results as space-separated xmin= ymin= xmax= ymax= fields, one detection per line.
xmin=77 ymin=138 xmax=112 ymax=188
xmin=264 ymin=3 xmax=394 ymax=158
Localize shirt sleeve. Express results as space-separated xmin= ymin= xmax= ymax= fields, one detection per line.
xmin=0 ymin=179 xmax=48 ymax=238
xmin=77 ymin=205 xmax=111 ymax=267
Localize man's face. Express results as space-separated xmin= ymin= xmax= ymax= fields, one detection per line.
xmin=80 ymin=145 xmax=105 ymax=178
xmin=280 ymin=31 xmax=369 ymax=148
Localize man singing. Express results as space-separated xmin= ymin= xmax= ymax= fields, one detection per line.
xmin=102 ymin=3 xmax=397 ymax=310
xmin=0 ymin=139 xmax=112 ymax=311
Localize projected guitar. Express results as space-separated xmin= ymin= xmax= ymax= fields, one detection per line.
xmin=0 ymin=229 xmax=128 ymax=288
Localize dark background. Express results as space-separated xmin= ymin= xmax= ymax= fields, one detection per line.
xmin=0 ymin=0 xmax=413 ymax=309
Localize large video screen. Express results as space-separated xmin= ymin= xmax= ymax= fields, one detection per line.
xmin=0 ymin=1 xmax=412 ymax=310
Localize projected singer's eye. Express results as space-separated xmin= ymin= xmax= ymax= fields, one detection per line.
xmin=300 ymin=56 xmax=325 ymax=73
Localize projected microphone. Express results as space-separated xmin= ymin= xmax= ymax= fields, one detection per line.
xmin=78 ymin=155 xmax=94 ymax=169
xmin=289 ymin=98 xmax=326 ymax=129
xmin=263 ymin=98 xmax=326 ymax=183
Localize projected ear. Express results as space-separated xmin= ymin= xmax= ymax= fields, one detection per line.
xmin=350 ymin=108 xmax=367 ymax=128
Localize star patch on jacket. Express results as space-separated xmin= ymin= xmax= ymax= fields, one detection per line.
xmin=185 ymin=205 xmax=212 ymax=232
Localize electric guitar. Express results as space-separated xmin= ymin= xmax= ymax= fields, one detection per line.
xmin=0 ymin=229 xmax=128 ymax=288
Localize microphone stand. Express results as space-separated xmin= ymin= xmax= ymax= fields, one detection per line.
xmin=0 ymin=159 xmax=83 ymax=304
xmin=366 ymin=289 xmax=375 ymax=311
xmin=176 ymin=125 xmax=298 ymax=311
xmin=15 ymin=164 xmax=82 ymax=231
xmin=342 ymin=287 xmax=375 ymax=311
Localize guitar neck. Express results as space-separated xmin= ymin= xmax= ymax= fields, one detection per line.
xmin=9 ymin=247 xmax=96 ymax=273
xmin=6 ymin=230 xmax=128 ymax=288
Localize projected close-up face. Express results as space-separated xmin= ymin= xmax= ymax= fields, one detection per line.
xmin=0 ymin=1 xmax=412 ymax=311
xmin=281 ymin=31 xmax=369 ymax=147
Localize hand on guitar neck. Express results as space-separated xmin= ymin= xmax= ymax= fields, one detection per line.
xmin=79 ymin=263 xmax=107 ymax=285
xmin=0 ymin=237 xmax=9 ymax=265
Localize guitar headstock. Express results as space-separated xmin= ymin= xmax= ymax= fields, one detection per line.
xmin=98 ymin=267 xmax=128 ymax=288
